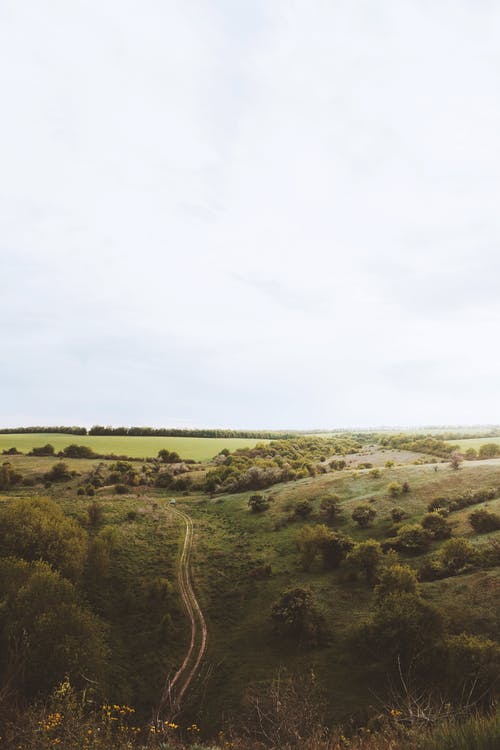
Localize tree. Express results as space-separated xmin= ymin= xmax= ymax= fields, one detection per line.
xmin=351 ymin=503 xmax=376 ymax=528
xmin=396 ymin=523 xmax=432 ymax=553
xmin=321 ymin=531 xmax=354 ymax=569
xmin=0 ymin=497 xmax=88 ymax=579
xmin=346 ymin=540 xmax=383 ymax=584
xmin=271 ymin=587 xmax=325 ymax=646
xmin=0 ymin=558 xmax=108 ymax=698
xmin=295 ymin=524 xmax=330 ymax=571
xmin=469 ymin=509 xmax=500 ymax=533
xmin=440 ymin=537 xmax=475 ymax=573
xmin=449 ymin=453 xmax=462 ymax=470
xmin=421 ymin=512 xmax=452 ymax=540
xmin=365 ymin=593 xmax=444 ymax=668
xmin=319 ymin=494 xmax=340 ymax=522
xmin=374 ymin=564 xmax=420 ymax=603
xmin=248 ymin=494 xmax=270 ymax=513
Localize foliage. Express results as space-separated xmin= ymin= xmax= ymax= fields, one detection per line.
xmin=469 ymin=509 xmax=500 ymax=533
xmin=321 ymin=531 xmax=354 ymax=569
xmin=44 ymin=461 xmax=71 ymax=482
xmin=0 ymin=497 xmax=88 ymax=579
xmin=294 ymin=499 xmax=313 ymax=518
xmin=390 ymin=506 xmax=406 ymax=523
xmin=271 ymin=587 xmax=325 ymax=647
xmin=439 ymin=538 xmax=476 ymax=573
xmin=421 ymin=512 xmax=452 ymax=540
xmin=0 ymin=558 xmax=108 ymax=698
xmin=395 ymin=524 xmax=432 ymax=553
xmin=374 ymin=564 xmax=420 ymax=602
xmin=248 ymin=493 xmax=270 ymax=513
xmin=319 ymin=494 xmax=341 ymax=521
xmin=295 ymin=524 xmax=331 ymax=571
xmin=346 ymin=540 xmax=383 ymax=584
xmin=352 ymin=503 xmax=376 ymax=528
xmin=388 ymin=482 xmax=403 ymax=497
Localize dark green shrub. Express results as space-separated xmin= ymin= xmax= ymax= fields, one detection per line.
xmin=351 ymin=503 xmax=376 ymax=528
xmin=248 ymin=494 xmax=270 ymax=513
xmin=469 ymin=509 xmax=500 ymax=533
xmin=422 ymin=512 xmax=452 ymax=539
xmin=294 ymin=499 xmax=313 ymax=518
xmin=114 ymin=484 xmax=129 ymax=495
xmin=396 ymin=523 xmax=432 ymax=553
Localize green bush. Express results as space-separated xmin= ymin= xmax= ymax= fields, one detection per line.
xmin=396 ymin=523 xmax=432 ymax=553
xmin=352 ymin=503 xmax=376 ymax=528
xmin=469 ymin=509 xmax=500 ymax=533
xmin=248 ymin=493 xmax=270 ymax=513
xmin=422 ymin=512 xmax=452 ymax=539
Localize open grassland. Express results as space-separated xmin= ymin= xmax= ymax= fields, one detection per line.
xmin=448 ymin=437 xmax=500 ymax=452
xmin=1 ymin=440 xmax=499 ymax=739
xmin=165 ymin=457 xmax=500 ymax=728
xmin=0 ymin=432 xmax=268 ymax=461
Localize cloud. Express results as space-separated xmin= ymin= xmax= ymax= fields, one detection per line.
xmin=1 ymin=1 xmax=500 ymax=428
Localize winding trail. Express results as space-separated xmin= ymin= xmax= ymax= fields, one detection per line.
xmin=160 ymin=505 xmax=207 ymax=717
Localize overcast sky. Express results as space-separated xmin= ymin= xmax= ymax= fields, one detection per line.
xmin=1 ymin=1 xmax=499 ymax=430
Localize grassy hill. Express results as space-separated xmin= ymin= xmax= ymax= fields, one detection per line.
xmin=0 ymin=433 xmax=499 ymax=746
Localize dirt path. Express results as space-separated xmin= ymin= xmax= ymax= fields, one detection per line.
xmin=160 ymin=506 xmax=207 ymax=717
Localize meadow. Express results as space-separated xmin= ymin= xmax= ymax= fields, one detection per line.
xmin=447 ymin=436 xmax=500 ymax=452
xmin=0 ymin=433 xmax=268 ymax=461
xmin=0 ymin=433 xmax=499 ymax=748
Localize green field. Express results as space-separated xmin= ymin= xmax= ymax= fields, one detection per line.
xmin=447 ymin=436 xmax=500 ymax=452
xmin=0 ymin=433 xmax=268 ymax=461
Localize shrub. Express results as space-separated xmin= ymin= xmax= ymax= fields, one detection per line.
xmin=346 ymin=540 xmax=383 ymax=584
xmin=126 ymin=510 xmax=137 ymax=521
xmin=114 ymin=484 xmax=129 ymax=495
xmin=319 ymin=494 xmax=340 ymax=521
xmin=374 ymin=563 xmax=420 ymax=602
xmin=29 ymin=444 xmax=55 ymax=456
xmin=396 ymin=523 xmax=432 ymax=553
xmin=321 ymin=531 xmax=354 ymax=569
xmin=469 ymin=509 xmax=500 ymax=533
xmin=390 ymin=506 xmax=406 ymax=523
xmin=87 ymin=501 xmax=102 ymax=527
xmin=296 ymin=524 xmax=331 ymax=571
xmin=422 ymin=512 xmax=452 ymax=540
xmin=44 ymin=462 xmax=71 ymax=482
xmin=351 ymin=503 xmax=376 ymax=528
xmin=271 ymin=587 xmax=325 ymax=646
xmin=440 ymin=537 xmax=476 ymax=573
xmin=385 ymin=460 xmax=395 ymax=468
xmin=365 ymin=593 xmax=445 ymax=668
xmin=62 ymin=444 xmax=98 ymax=459
xmin=248 ymin=493 xmax=270 ymax=513
xmin=369 ymin=468 xmax=381 ymax=478
xmin=478 ymin=443 xmax=500 ymax=459
xmin=85 ymin=485 xmax=95 ymax=497
xmin=402 ymin=481 xmax=410 ymax=493
xmin=77 ymin=487 xmax=85 ymax=496
xmin=388 ymin=481 xmax=403 ymax=497
xmin=294 ymin=499 xmax=313 ymax=518
xmin=0 ymin=497 xmax=88 ymax=579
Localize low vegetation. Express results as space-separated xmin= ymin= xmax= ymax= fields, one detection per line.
xmin=0 ymin=427 xmax=498 ymax=748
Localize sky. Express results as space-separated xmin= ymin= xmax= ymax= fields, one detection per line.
xmin=1 ymin=0 xmax=500 ymax=430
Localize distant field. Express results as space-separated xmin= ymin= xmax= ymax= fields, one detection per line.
xmin=447 ymin=437 xmax=500 ymax=451
xmin=0 ymin=433 xmax=268 ymax=461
